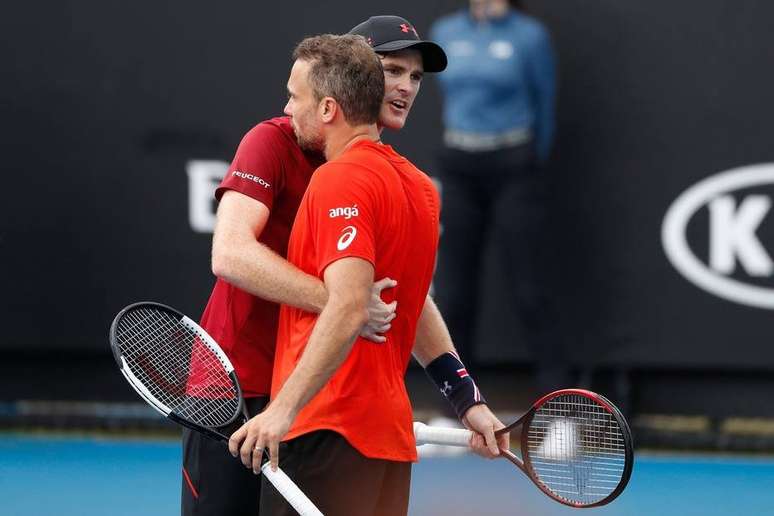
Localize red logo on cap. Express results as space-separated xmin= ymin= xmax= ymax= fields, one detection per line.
xmin=400 ymin=23 xmax=419 ymax=37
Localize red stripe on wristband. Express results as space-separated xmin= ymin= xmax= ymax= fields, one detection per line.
xmin=425 ymin=352 xmax=486 ymax=419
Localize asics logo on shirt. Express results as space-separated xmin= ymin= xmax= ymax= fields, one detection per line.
xmin=337 ymin=226 xmax=357 ymax=251
xmin=232 ymin=171 xmax=271 ymax=189
xmin=329 ymin=204 xmax=359 ymax=219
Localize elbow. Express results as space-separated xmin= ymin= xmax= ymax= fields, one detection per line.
xmin=331 ymin=294 xmax=369 ymax=329
xmin=344 ymin=300 xmax=369 ymax=329
xmin=353 ymin=306 xmax=370 ymax=329
xmin=350 ymin=308 xmax=370 ymax=338
xmin=210 ymin=246 xmax=235 ymax=280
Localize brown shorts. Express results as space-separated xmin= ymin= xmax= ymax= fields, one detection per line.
xmin=260 ymin=430 xmax=412 ymax=516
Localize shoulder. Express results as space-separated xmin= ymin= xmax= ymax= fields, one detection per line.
xmin=239 ymin=117 xmax=297 ymax=152
xmin=262 ymin=116 xmax=296 ymax=139
xmin=313 ymin=158 xmax=381 ymax=186
xmin=510 ymin=12 xmax=550 ymax=41
xmin=310 ymin=151 xmax=392 ymax=199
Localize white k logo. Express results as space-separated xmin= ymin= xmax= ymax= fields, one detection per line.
xmin=709 ymin=195 xmax=773 ymax=276
xmin=337 ymin=225 xmax=357 ymax=251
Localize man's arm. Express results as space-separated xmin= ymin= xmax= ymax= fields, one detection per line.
xmin=211 ymin=191 xmax=396 ymax=336
xmin=412 ymin=295 xmax=455 ymax=367
xmin=228 ymin=257 xmax=373 ymax=471
xmin=211 ymin=190 xmax=328 ymax=313
xmin=413 ymin=295 xmax=508 ymax=457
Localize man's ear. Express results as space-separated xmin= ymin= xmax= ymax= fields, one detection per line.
xmin=319 ymin=97 xmax=337 ymax=124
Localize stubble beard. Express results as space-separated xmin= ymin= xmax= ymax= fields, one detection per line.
xmin=293 ymin=117 xmax=324 ymax=153
xmin=296 ymin=132 xmax=324 ymax=153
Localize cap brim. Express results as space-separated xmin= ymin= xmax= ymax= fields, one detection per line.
xmin=372 ymin=40 xmax=448 ymax=73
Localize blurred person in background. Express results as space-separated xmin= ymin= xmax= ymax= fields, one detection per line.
xmin=430 ymin=0 xmax=567 ymax=395
xmin=185 ymin=15 xmax=503 ymax=516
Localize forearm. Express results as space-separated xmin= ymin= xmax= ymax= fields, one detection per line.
xmin=270 ymin=298 xmax=367 ymax=417
xmin=414 ymin=295 xmax=485 ymax=418
xmin=413 ymin=295 xmax=456 ymax=366
xmin=212 ymin=238 xmax=327 ymax=313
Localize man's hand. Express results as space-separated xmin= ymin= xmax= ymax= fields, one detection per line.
xmin=462 ymin=404 xmax=508 ymax=459
xmin=228 ymin=404 xmax=294 ymax=473
xmin=230 ymin=258 xmax=372 ymax=475
xmin=360 ymin=277 xmax=397 ymax=343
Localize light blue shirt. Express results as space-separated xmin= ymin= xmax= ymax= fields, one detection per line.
xmin=430 ymin=10 xmax=556 ymax=162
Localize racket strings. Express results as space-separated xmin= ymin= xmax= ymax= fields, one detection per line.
xmin=526 ymin=394 xmax=627 ymax=506
xmin=119 ymin=309 xmax=237 ymax=425
xmin=115 ymin=308 xmax=239 ymax=428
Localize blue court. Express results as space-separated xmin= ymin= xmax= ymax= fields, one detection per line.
xmin=1 ymin=435 xmax=772 ymax=516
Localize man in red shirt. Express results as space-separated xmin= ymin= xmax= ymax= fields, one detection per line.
xmin=228 ymin=33 xmax=506 ymax=515
xmin=184 ymin=15 xmax=497 ymax=516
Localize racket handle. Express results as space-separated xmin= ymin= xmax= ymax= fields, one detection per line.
xmin=261 ymin=463 xmax=324 ymax=516
xmin=413 ymin=421 xmax=473 ymax=447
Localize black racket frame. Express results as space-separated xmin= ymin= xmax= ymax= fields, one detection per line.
xmin=493 ymin=388 xmax=634 ymax=508
xmin=109 ymin=301 xmax=248 ymax=443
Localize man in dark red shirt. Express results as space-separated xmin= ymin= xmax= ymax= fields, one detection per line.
xmin=183 ymin=16 xmax=461 ymax=516
xmin=228 ymin=30 xmax=507 ymax=516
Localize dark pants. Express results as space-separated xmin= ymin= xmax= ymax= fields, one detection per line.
xmin=260 ymin=430 xmax=411 ymax=516
xmin=434 ymin=144 xmax=568 ymax=393
xmin=181 ymin=396 xmax=268 ymax=516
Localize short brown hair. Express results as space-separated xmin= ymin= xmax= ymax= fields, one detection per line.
xmin=293 ymin=34 xmax=384 ymax=126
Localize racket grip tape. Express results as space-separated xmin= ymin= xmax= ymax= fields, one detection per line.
xmin=261 ymin=464 xmax=324 ymax=516
xmin=413 ymin=422 xmax=473 ymax=447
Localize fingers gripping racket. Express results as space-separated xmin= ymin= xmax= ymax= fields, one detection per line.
xmin=414 ymin=389 xmax=634 ymax=508
xmin=109 ymin=302 xmax=323 ymax=516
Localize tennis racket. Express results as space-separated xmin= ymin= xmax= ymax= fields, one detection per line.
xmin=414 ymin=389 xmax=634 ymax=508
xmin=109 ymin=301 xmax=323 ymax=516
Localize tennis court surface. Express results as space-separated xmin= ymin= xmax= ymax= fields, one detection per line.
xmin=2 ymin=434 xmax=773 ymax=515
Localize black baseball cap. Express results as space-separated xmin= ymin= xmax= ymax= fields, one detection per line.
xmin=348 ymin=15 xmax=447 ymax=73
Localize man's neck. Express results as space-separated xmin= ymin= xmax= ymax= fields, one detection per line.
xmin=324 ymin=123 xmax=381 ymax=161
xmin=471 ymin=0 xmax=509 ymax=22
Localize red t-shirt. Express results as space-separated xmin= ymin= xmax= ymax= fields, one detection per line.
xmin=272 ymin=140 xmax=441 ymax=462
xmin=199 ymin=116 xmax=323 ymax=397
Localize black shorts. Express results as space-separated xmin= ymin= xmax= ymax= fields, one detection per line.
xmin=260 ymin=430 xmax=411 ymax=516
xmin=181 ymin=396 xmax=268 ymax=516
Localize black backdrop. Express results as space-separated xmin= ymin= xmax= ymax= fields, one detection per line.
xmin=3 ymin=0 xmax=774 ymax=372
